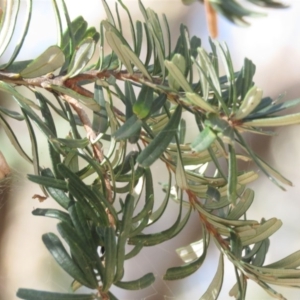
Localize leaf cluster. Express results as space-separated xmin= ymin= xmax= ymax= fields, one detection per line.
xmin=0 ymin=1 xmax=299 ymax=299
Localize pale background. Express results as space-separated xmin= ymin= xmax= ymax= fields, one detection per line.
xmin=1 ymin=0 xmax=300 ymax=299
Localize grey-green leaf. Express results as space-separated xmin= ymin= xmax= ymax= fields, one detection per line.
xmin=165 ymin=60 xmax=192 ymax=92
xmin=20 ymin=46 xmax=65 ymax=78
xmin=234 ymin=86 xmax=263 ymax=120
xmin=0 ymin=0 xmax=20 ymax=57
xmin=114 ymin=273 xmax=155 ymax=290
xmin=200 ymin=254 xmax=224 ymax=300
xmin=42 ymin=233 xmax=91 ymax=287
xmin=186 ymin=93 xmax=217 ymax=113
xmin=137 ymin=105 xmax=182 ymax=167
xmin=16 ymin=289 xmax=94 ymax=300
xmin=66 ymin=38 xmax=95 ymax=78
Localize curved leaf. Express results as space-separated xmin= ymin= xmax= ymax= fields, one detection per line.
xmin=137 ymin=105 xmax=182 ymax=167
xmin=32 ymin=208 xmax=72 ymax=225
xmin=0 ymin=0 xmax=20 ymax=57
xmin=200 ymin=254 xmax=224 ymax=300
xmin=2 ymin=0 xmax=32 ymax=69
xmin=164 ymin=228 xmax=208 ymax=280
xmin=243 ymin=113 xmax=300 ymax=127
xmin=16 ymin=289 xmax=95 ymax=300
xmin=20 ymin=46 xmax=65 ymax=78
xmin=114 ymin=273 xmax=155 ymax=290
xmin=234 ymin=86 xmax=263 ymax=120
xmin=66 ymin=38 xmax=95 ymax=78
xmin=42 ymin=233 xmax=92 ymax=287
xmin=165 ymin=60 xmax=192 ymax=92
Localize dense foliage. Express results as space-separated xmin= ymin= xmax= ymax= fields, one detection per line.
xmin=0 ymin=0 xmax=299 ymax=299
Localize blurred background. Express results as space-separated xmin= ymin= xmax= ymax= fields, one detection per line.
xmin=0 ymin=0 xmax=300 ymax=299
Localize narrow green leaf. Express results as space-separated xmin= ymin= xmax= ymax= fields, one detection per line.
xmin=137 ymin=105 xmax=182 ymax=167
xmin=252 ymin=239 xmax=270 ymax=266
xmin=129 ymin=201 xmax=191 ymax=246
xmin=238 ymin=57 xmax=256 ymax=100
xmin=12 ymin=97 xmax=55 ymax=140
xmin=234 ymin=86 xmax=263 ymax=120
xmin=68 ymin=204 xmax=93 ymax=250
xmin=124 ymin=241 xmax=143 ymax=260
xmin=135 ymin=20 xmax=143 ymax=57
xmin=115 ymin=193 xmax=135 ymax=282
xmin=168 ymin=54 xmax=186 ymax=91
xmin=105 ymin=30 xmax=133 ymax=73
xmin=20 ymin=46 xmax=65 ymax=78
xmin=32 ymin=208 xmax=72 ymax=225
xmin=102 ymin=227 xmax=117 ymax=292
xmin=60 ymin=0 xmax=76 ymax=62
xmin=102 ymin=0 xmax=115 ymax=25
xmin=42 ymin=233 xmax=91 ymax=287
xmin=0 ymin=112 xmax=32 ymax=163
xmin=265 ymin=250 xmax=300 ymax=269
xmin=195 ymin=202 xmax=257 ymax=227
xmin=0 ymin=59 xmax=31 ymax=73
xmin=0 ymin=106 xmax=24 ymax=120
xmin=148 ymin=168 xmax=171 ymax=225
xmin=48 ymin=84 xmax=101 ymax=112
xmin=186 ymin=93 xmax=217 ymax=113
xmin=41 ymin=168 xmax=70 ymax=209
xmin=66 ymin=38 xmax=95 ymax=78
xmin=114 ymin=273 xmax=155 ymax=290
xmin=0 ymin=0 xmax=20 ymax=57
xmin=35 ymin=91 xmax=62 ymax=178
xmin=63 ymin=152 xmax=79 ymax=173
xmin=1 ymin=0 xmax=32 ymax=69
xmin=164 ymin=228 xmax=208 ymax=280
xmin=191 ymin=127 xmax=217 ymax=152
xmin=27 ymin=174 xmax=67 ymax=190
xmin=200 ymin=254 xmax=224 ymax=300
xmin=57 ymin=222 xmax=98 ymax=288
xmin=133 ymin=85 xmax=153 ymax=119
xmin=249 ymin=98 xmax=300 ymax=120
xmin=146 ymin=8 xmax=165 ymax=76
xmin=227 ymin=189 xmax=254 ymax=220
xmin=132 ymin=168 xmax=154 ymax=223
xmin=114 ymin=115 xmax=142 ymax=141
xmin=57 ymin=163 xmax=109 ymax=225
xmin=176 ymin=152 xmax=188 ymax=190
xmin=241 ymin=218 xmax=282 ymax=246
xmin=60 ymin=16 xmax=87 ymax=72
xmin=51 ymin=0 xmax=63 ymax=47
xmin=22 ymin=107 xmax=43 ymax=187
xmin=83 ymin=27 xmax=100 ymax=43
xmin=93 ymin=84 xmax=108 ymax=133
xmin=51 ymin=137 xmax=89 ymax=149
xmin=0 ymin=81 xmax=39 ymax=109
xmin=16 ymin=289 xmax=94 ymax=300
xmin=182 ymin=0 xmax=197 ymax=5
xmin=165 ymin=60 xmax=192 ymax=92
xmin=120 ymin=44 xmax=152 ymax=81
xmin=228 ymin=144 xmax=237 ymax=203
xmin=243 ymin=113 xmax=300 ymax=127
xmin=230 ymin=230 xmax=243 ymax=260
xmin=150 ymin=94 xmax=167 ymax=115
xmin=214 ymin=41 xmax=237 ymax=108
xmin=68 ymin=183 xmax=100 ymax=225
xmin=117 ymin=0 xmax=136 ymax=51
xmin=197 ymin=47 xmax=221 ymax=98
xmin=142 ymin=22 xmax=153 ymax=67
